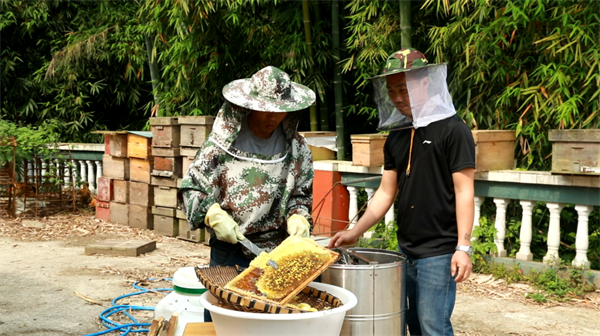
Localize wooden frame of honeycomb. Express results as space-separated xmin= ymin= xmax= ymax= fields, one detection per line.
xmin=224 ymin=236 xmax=340 ymax=306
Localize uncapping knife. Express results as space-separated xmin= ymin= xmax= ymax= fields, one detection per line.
xmin=239 ymin=238 xmax=278 ymax=269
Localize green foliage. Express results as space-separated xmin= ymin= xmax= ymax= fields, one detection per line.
xmin=472 ymin=216 xmax=498 ymax=256
xmin=0 ymin=120 xmax=62 ymax=165
xmin=359 ymin=220 xmax=398 ymax=251
xmin=1 ymin=1 xmax=152 ymax=142
xmin=422 ymin=0 xmax=600 ymax=170
xmin=137 ymin=0 xmax=334 ymax=119
xmin=473 ymin=257 xmax=596 ymax=303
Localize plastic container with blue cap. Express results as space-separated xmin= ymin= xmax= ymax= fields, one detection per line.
xmin=154 ymin=266 xmax=207 ymax=336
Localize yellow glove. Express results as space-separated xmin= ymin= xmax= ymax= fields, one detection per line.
xmin=205 ymin=203 xmax=245 ymax=244
xmin=286 ymin=214 xmax=311 ymax=238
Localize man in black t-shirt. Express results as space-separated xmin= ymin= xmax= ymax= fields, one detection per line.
xmin=330 ymin=48 xmax=476 ymax=336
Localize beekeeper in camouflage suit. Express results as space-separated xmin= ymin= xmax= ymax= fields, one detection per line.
xmin=178 ymin=66 xmax=315 ymax=270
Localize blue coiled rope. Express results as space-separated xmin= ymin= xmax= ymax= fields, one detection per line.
xmin=82 ymin=278 xmax=173 ymax=336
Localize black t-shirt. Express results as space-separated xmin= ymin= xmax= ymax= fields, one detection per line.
xmin=384 ymin=114 xmax=476 ymax=259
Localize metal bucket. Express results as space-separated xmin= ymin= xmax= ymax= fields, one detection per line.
xmin=321 ymin=247 xmax=407 ymax=336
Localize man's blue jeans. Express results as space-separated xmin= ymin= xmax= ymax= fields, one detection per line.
xmin=400 ymin=248 xmax=456 ymax=336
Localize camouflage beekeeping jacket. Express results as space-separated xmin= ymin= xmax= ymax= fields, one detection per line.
xmin=177 ymin=102 xmax=314 ymax=253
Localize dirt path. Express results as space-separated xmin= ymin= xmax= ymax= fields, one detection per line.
xmin=0 ymin=214 xmax=598 ymax=336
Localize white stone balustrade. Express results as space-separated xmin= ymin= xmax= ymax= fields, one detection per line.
xmin=543 ymin=202 xmax=564 ymax=265
xmin=86 ymin=160 xmax=95 ymax=193
xmin=313 ymin=162 xmax=598 ymax=274
xmin=493 ymin=198 xmax=509 ymax=257
xmin=573 ymin=205 xmax=593 ymax=268
xmin=18 ymin=158 xmax=103 ymax=193
xmin=347 ymin=186 xmax=358 ymax=230
xmin=516 ymin=200 xmax=535 ymax=261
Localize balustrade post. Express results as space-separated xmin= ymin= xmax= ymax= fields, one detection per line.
xmin=27 ymin=160 xmax=34 ymax=183
xmin=95 ymin=161 xmax=102 ymax=189
xmin=472 ymin=196 xmax=483 ymax=241
xmin=79 ymin=160 xmax=87 ymax=187
xmin=363 ymin=187 xmax=376 ymax=238
xmin=385 ymin=203 xmax=395 ymax=229
xmin=516 ymin=200 xmax=535 ymax=261
xmin=63 ymin=160 xmax=70 ymax=184
xmin=347 ymin=186 xmax=358 ymax=230
xmin=41 ymin=159 xmax=48 ymax=181
xmin=493 ymin=198 xmax=509 ymax=257
xmin=543 ymin=202 xmax=564 ymax=265
xmin=86 ymin=160 xmax=95 ymax=193
xmin=71 ymin=160 xmax=79 ymax=187
xmin=572 ymin=205 xmax=593 ymax=268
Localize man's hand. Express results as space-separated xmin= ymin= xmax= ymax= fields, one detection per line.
xmin=451 ymin=251 xmax=472 ymax=282
xmin=328 ymin=229 xmax=362 ymax=248
xmin=287 ymin=214 xmax=311 ymax=237
xmin=205 ymin=203 xmax=245 ymax=244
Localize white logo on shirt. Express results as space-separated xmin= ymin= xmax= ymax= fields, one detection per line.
xmin=423 ymin=140 xmax=432 ymax=144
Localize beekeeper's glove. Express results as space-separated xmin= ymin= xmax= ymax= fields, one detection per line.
xmin=205 ymin=203 xmax=245 ymax=244
xmin=286 ymin=214 xmax=311 ymax=238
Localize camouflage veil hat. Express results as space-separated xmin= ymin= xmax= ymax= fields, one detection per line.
xmin=222 ymin=66 xmax=316 ymax=113
xmin=370 ymin=47 xmax=441 ymax=79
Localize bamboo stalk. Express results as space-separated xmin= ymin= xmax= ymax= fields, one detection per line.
xmin=314 ymin=2 xmax=329 ymax=131
xmin=302 ymin=0 xmax=318 ymax=131
xmin=400 ymin=0 xmax=412 ymax=48
xmin=332 ymin=1 xmax=345 ymax=160
xmin=145 ymin=34 xmax=162 ymax=116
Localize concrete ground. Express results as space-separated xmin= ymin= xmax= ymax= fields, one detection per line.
xmin=0 ymin=215 xmax=598 ymax=336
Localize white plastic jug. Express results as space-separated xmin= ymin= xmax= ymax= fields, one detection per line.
xmin=154 ymin=267 xmax=207 ymax=336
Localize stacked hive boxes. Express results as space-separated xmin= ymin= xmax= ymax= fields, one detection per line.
xmin=127 ymin=131 xmax=154 ymax=230
xmin=149 ymin=116 xmax=214 ymax=243
xmin=98 ymin=132 xmax=130 ymax=224
xmin=97 ymin=131 xmax=154 ymax=230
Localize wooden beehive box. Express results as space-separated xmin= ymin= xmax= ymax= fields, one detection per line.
xmin=549 ymin=129 xmax=600 ymax=174
xmin=97 ymin=177 xmax=113 ymax=202
xmin=154 ymin=214 xmax=179 ymax=236
xmin=179 ymin=116 xmax=215 ymax=148
xmin=299 ymin=131 xmax=337 ymax=161
xmin=102 ymin=154 xmax=130 ymax=180
xmin=154 ymin=185 xmax=178 ymax=208
xmin=110 ymin=201 xmax=129 ymax=225
xmin=128 ymin=204 xmax=153 ymax=230
xmin=127 ymin=132 xmax=152 ymax=160
xmin=351 ymin=134 xmax=388 ymax=167
xmin=152 ymin=156 xmax=182 ymax=178
xmin=130 ymin=158 xmax=153 ymax=184
xmin=150 ymin=117 xmax=180 ymax=149
xmin=182 ymin=156 xmax=195 ymax=176
xmin=95 ymin=200 xmax=110 ymax=221
xmin=108 ymin=133 xmax=128 ymax=157
xmin=129 ymin=181 xmax=153 ymax=207
xmin=113 ymin=179 xmax=129 ymax=204
xmin=175 ymin=209 xmax=206 ymax=243
xmin=471 ymin=130 xmax=516 ymax=171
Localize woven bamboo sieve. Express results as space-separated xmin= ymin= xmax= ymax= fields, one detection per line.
xmin=195 ymin=266 xmax=343 ymax=314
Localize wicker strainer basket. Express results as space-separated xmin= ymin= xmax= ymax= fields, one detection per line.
xmin=195 ymin=266 xmax=343 ymax=314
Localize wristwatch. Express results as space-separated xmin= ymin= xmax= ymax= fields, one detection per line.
xmin=455 ymin=245 xmax=473 ymax=257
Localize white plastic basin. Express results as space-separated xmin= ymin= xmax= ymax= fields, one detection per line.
xmin=199 ymin=282 xmax=358 ymax=336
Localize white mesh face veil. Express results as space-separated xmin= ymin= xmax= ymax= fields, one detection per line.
xmin=405 ymin=64 xmax=456 ymax=128
xmin=373 ymin=76 xmax=413 ymax=131
xmin=372 ymin=64 xmax=456 ymax=130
